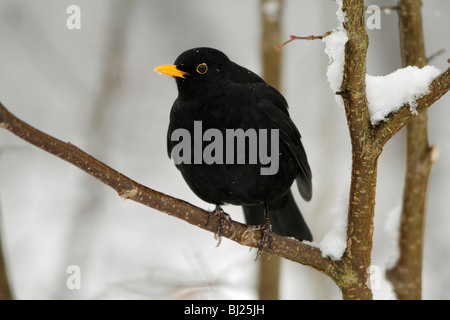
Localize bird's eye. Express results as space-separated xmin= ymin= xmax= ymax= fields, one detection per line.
xmin=196 ymin=63 xmax=208 ymax=74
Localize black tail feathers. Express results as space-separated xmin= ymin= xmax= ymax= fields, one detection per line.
xmin=242 ymin=190 xmax=312 ymax=242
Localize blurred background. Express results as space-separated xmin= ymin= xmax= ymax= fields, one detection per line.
xmin=0 ymin=0 xmax=449 ymax=299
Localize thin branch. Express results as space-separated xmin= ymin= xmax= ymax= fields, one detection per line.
xmin=375 ymin=67 xmax=450 ymax=147
xmin=274 ymin=31 xmax=333 ymax=50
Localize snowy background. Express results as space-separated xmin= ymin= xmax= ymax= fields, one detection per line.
xmin=0 ymin=0 xmax=449 ymax=299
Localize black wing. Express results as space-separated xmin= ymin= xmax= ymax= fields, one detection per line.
xmin=256 ymin=85 xmax=312 ymax=201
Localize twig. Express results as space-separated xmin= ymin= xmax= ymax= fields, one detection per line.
xmin=274 ymin=31 xmax=333 ymax=50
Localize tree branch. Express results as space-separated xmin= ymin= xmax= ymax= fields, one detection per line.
xmin=385 ymin=0 xmax=438 ymax=300
xmin=375 ymin=67 xmax=450 ymax=147
xmin=337 ymin=0 xmax=449 ymax=300
xmin=337 ymin=0 xmax=376 ymax=300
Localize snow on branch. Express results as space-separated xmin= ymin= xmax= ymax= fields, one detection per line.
xmin=367 ymin=66 xmax=442 ymax=125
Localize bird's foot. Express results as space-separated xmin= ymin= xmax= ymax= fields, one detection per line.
xmin=243 ymin=217 xmax=274 ymax=261
xmin=206 ymin=205 xmax=236 ymax=247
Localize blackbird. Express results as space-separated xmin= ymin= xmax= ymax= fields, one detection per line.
xmin=155 ymin=47 xmax=312 ymax=256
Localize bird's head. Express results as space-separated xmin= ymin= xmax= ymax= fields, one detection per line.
xmin=155 ymin=47 xmax=265 ymax=98
xmin=154 ymin=47 xmax=232 ymax=97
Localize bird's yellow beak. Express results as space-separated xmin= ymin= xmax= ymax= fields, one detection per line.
xmin=154 ymin=64 xmax=188 ymax=79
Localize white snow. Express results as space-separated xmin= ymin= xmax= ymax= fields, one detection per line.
xmin=262 ymin=0 xmax=280 ymax=22
xmin=335 ymin=0 xmax=346 ymax=25
xmin=302 ymin=0 xmax=349 ymax=261
xmin=366 ymin=66 xmax=442 ymax=125
xmin=305 ymin=185 xmax=349 ymax=261
xmin=384 ymin=203 xmax=402 ymax=269
xmin=323 ymin=0 xmax=348 ymax=108
xmin=317 ymin=187 xmax=349 ymax=260
xmin=323 ymin=0 xmax=441 ymax=122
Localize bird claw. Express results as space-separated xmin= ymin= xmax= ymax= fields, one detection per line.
xmin=206 ymin=205 xmax=236 ymax=246
xmin=243 ymin=218 xmax=274 ymax=261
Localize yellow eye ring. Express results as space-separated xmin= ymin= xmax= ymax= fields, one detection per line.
xmin=196 ymin=63 xmax=208 ymax=74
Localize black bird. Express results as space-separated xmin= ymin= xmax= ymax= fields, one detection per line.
xmin=155 ymin=47 xmax=312 ymax=256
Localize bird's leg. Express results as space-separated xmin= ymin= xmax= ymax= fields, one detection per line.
xmin=243 ymin=203 xmax=274 ymax=260
xmin=206 ymin=205 xmax=236 ymax=246
xmin=255 ymin=203 xmax=274 ymax=260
